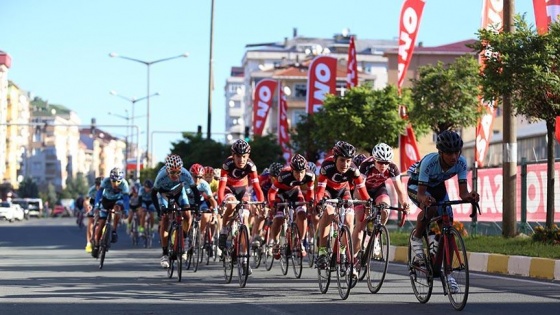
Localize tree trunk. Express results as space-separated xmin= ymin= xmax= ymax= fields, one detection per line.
xmin=546 ymin=120 xmax=556 ymax=229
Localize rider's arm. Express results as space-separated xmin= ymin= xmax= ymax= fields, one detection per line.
xmin=267 ymin=183 xmax=279 ymax=208
xmin=122 ymin=194 xmax=130 ymax=214
xmin=249 ymin=171 xmax=265 ymax=202
xmin=94 ymin=186 xmax=103 ymax=207
xmin=151 ymin=188 xmax=161 ymax=213
xmin=315 ymin=174 xmax=327 ymax=201
xmin=304 ymin=175 xmax=316 ymax=202
xmin=217 ymin=169 xmax=227 ymax=205
xmin=353 ymin=174 xmax=371 ymax=201
xmin=392 ymin=177 xmax=410 ymax=208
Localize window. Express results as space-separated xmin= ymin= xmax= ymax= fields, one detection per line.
xmin=335 ymin=82 xmax=347 ymax=96
xmin=291 ymin=110 xmax=306 ymax=126
xmin=294 ymin=84 xmax=307 ymax=99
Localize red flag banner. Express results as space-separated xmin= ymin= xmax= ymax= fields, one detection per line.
xmin=397 ymin=0 xmax=426 ymax=90
xmin=474 ymin=0 xmax=504 ymax=168
xmin=252 ymin=79 xmax=278 ymax=136
xmin=278 ymin=85 xmax=292 ymax=161
xmin=346 ymin=36 xmax=358 ymax=89
xmin=533 ymin=0 xmax=560 ymax=141
xmin=399 ymin=106 xmax=420 ymax=171
xmin=306 ymin=55 xmax=337 ymax=114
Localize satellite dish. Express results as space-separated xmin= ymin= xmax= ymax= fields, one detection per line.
xmin=342 ymin=28 xmax=350 ymax=37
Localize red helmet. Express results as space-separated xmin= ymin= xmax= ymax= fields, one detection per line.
xmin=204 ymin=166 xmax=214 ymax=176
xmin=189 ymin=163 xmax=205 ymax=177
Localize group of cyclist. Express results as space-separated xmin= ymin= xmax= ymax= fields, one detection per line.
xmin=81 ymin=129 xmax=479 ymax=287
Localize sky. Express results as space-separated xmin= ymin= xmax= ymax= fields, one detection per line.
xmin=1 ymin=0 xmax=536 ymax=164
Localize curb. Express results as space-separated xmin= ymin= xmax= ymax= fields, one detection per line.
xmin=391 ymin=245 xmax=560 ymax=281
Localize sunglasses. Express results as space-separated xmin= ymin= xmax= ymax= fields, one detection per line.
xmin=376 ymin=161 xmax=390 ymax=165
xmin=111 ymin=180 xmax=122 ymax=184
xmin=194 ymin=176 xmax=203 ymax=179
xmin=168 ymin=170 xmax=181 ymax=176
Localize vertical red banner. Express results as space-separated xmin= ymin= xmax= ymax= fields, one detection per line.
xmin=397 ymin=0 xmax=424 ymax=171
xmin=533 ymin=0 xmax=560 ymax=142
xmin=306 ymin=55 xmax=338 ymax=114
xmin=252 ymin=79 xmax=278 ymax=136
xmin=278 ymin=85 xmax=292 ymax=161
xmin=475 ymin=0 xmax=504 ymax=167
xmin=346 ymin=36 xmax=358 ymax=89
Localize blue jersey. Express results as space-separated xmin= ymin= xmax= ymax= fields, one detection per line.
xmin=195 ymin=179 xmax=213 ymax=210
xmin=407 ymin=152 xmax=468 ymax=187
xmin=153 ymin=166 xmax=195 ymax=207
xmin=94 ymin=177 xmax=130 ymax=210
xmin=139 ymin=186 xmax=152 ymax=203
xmin=87 ymin=185 xmax=98 ymax=199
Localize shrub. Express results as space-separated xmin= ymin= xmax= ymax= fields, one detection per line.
xmin=532 ymin=225 xmax=560 ymax=245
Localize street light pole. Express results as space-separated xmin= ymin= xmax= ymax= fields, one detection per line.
xmin=207 ymin=0 xmax=215 ymax=140
xmin=109 ymin=90 xmax=158 ymax=162
xmin=109 ymin=52 xmax=188 ymax=166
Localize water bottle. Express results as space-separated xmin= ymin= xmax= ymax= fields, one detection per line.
xmin=366 ymin=220 xmax=374 ymax=236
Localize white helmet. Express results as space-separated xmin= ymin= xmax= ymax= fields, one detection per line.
xmin=372 ymin=143 xmax=394 ymax=162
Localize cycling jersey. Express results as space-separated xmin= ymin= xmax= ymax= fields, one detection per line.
xmin=94 ymin=177 xmax=130 ymax=216
xmin=217 ymin=156 xmax=264 ymax=204
xmin=152 ymin=166 xmax=196 ymax=212
xmin=407 ymin=152 xmax=468 ymax=187
xmin=316 ymin=156 xmax=369 ymax=201
xmin=268 ymin=168 xmax=315 ymax=206
xmin=359 ymin=156 xmax=401 ymax=189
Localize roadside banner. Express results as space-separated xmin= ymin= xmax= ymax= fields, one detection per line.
xmin=278 ymin=85 xmax=292 ymax=161
xmin=252 ymin=79 xmax=277 ymax=136
xmin=306 ymin=55 xmax=337 ymax=114
xmin=346 ymin=36 xmax=358 ymax=89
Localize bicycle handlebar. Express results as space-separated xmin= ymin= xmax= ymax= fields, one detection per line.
xmin=426 ymin=199 xmax=481 ymax=219
xmin=276 ymin=201 xmax=312 ymax=207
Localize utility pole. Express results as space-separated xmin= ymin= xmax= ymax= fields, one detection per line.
xmin=502 ymin=0 xmax=517 ymax=237
xmin=207 ymin=0 xmax=215 ymax=140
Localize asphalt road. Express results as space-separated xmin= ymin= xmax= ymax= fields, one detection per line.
xmin=0 ymin=218 xmax=559 ymax=314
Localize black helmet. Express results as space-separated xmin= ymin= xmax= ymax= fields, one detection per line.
xmin=352 ymin=153 xmax=367 ymax=167
xmin=143 ymin=179 xmax=153 ymax=188
xmin=95 ymin=177 xmax=103 ymax=186
xmin=231 ymin=139 xmax=251 ymax=155
xmin=436 ymin=130 xmax=463 ymax=153
xmin=268 ymin=162 xmax=283 ymax=177
xmin=290 ymin=154 xmax=307 ymax=171
xmin=332 ymin=141 xmax=356 ymax=158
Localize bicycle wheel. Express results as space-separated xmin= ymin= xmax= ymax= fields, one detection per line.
xmin=99 ymin=224 xmax=111 ymax=270
xmin=279 ymin=243 xmax=289 ymax=276
xmin=204 ymin=228 xmax=212 ymax=266
xmin=306 ymin=227 xmax=316 ymax=268
xmin=176 ymin=228 xmax=184 ymax=282
xmin=223 ymin=236 xmax=234 ymax=283
xmin=193 ymin=225 xmax=202 ymax=272
xmin=444 ymin=227 xmax=469 ymax=311
xmin=290 ymin=224 xmax=303 ymax=279
xmin=131 ymin=218 xmax=139 ymax=246
xmin=251 ymin=232 xmax=263 ymax=269
xmin=237 ymin=224 xmax=250 ymax=288
xmin=264 ymin=242 xmax=274 ymax=271
xmin=355 ymin=230 xmax=368 ymax=284
xmin=167 ymin=225 xmax=176 ymax=279
xmin=317 ymin=237 xmax=332 ymax=294
xmin=336 ymin=225 xmax=354 ymax=300
xmin=185 ymin=228 xmax=194 ymax=271
xmin=408 ymin=229 xmax=433 ymax=303
xmin=366 ymin=224 xmax=390 ymax=294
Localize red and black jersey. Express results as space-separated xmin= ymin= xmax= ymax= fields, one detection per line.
xmin=268 ymin=167 xmax=315 ymax=205
xmin=359 ymin=156 xmax=401 ymax=189
xmin=217 ymin=156 xmax=264 ymax=204
xmin=316 ymin=156 xmax=370 ymax=201
xmin=259 ymin=173 xmax=274 ymax=198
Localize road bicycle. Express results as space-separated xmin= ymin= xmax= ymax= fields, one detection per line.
xmin=164 ymin=197 xmax=185 ymax=282
xmin=92 ymin=207 xmax=117 ymax=270
xmin=353 ymin=201 xmax=408 ymax=293
xmin=185 ymin=207 xmax=200 ymax=272
xmin=305 ymin=214 xmax=317 ymax=268
xmin=201 ymin=213 xmax=217 ymax=266
xmin=408 ymin=199 xmax=480 ymax=311
xmin=275 ymin=201 xmax=311 ymax=279
xmin=130 ymin=211 xmax=140 ymax=246
xmin=315 ymin=198 xmax=358 ymax=300
xmin=221 ymin=200 xmax=264 ymax=288
xmin=140 ymin=211 xmax=154 ymax=249
xmin=251 ymin=209 xmax=272 ymax=270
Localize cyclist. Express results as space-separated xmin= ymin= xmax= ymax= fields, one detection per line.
xmin=203 ymin=166 xmax=219 ymax=195
xmin=315 ymin=141 xmax=371 ymax=273
xmin=354 ymin=143 xmax=410 ymax=255
xmin=217 ymin=139 xmax=265 ymax=274
xmin=407 ymin=131 xmax=479 ymax=291
xmin=91 ymin=168 xmax=130 ymax=258
xmin=268 ymin=154 xmax=315 ymax=257
xmin=85 ymin=177 xmax=102 ymax=253
xmin=151 ymin=154 xmax=200 ymax=268
xmin=189 ymin=163 xmax=219 ymax=257
xmin=138 ymin=179 xmax=156 ymax=236
xmin=352 ymin=153 xmax=368 ymax=168
xmin=126 ymin=184 xmax=142 ymax=235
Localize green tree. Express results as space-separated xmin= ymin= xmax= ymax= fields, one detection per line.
xmin=472 ymin=15 xmax=560 ymax=229
xmin=291 ymin=84 xmax=409 ymax=155
xmin=39 ymin=183 xmax=57 ymax=214
xmin=409 ymin=55 xmax=482 ymax=134
xmin=170 ymin=133 xmax=228 ymax=169
xmin=60 ymin=172 xmax=89 ymax=198
xmin=248 ymin=134 xmax=285 ymax=170
xmin=290 ymin=114 xmax=322 ymax=162
xmin=17 ymin=177 xmax=39 ymax=198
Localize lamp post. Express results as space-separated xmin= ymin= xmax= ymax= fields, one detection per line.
xmin=109 ymin=52 xmax=188 ymax=166
xmin=109 ymin=90 xmax=158 ymax=162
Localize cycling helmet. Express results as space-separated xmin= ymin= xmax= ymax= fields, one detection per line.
xmin=190 ymin=163 xmax=205 ymax=177
xmin=436 ymin=130 xmax=463 ymax=153
xmin=353 ymin=153 xmax=367 ymax=166
xmin=109 ymin=167 xmax=124 ymax=182
xmin=204 ymin=166 xmax=214 ymax=176
xmin=165 ymin=154 xmax=183 ymax=171
xmin=307 ymin=161 xmax=317 ymax=174
xmin=95 ymin=176 xmax=103 ymax=186
xmin=213 ymin=168 xmax=221 ymax=179
xmin=231 ymin=139 xmax=251 ymax=155
xmin=289 ymin=154 xmax=307 ymax=171
xmin=268 ymin=162 xmax=284 ymax=177
xmin=332 ymin=141 xmax=356 ymax=158
xmin=143 ymin=179 xmax=153 ymax=188
xmin=372 ymin=143 xmax=394 ymax=162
